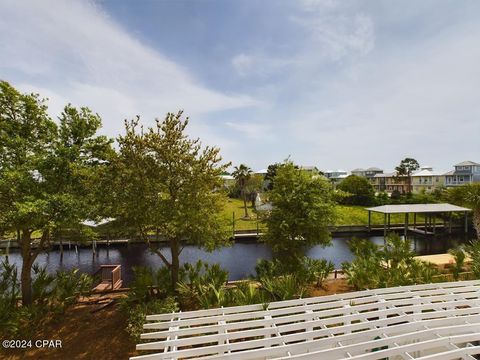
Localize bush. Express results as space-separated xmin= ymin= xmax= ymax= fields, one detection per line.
xmin=124 ymin=297 xmax=178 ymax=342
xmin=177 ymin=260 xmax=229 ymax=310
xmin=343 ymin=234 xmax=439 ymax=290
xmin=0 ymin=262 xmax=93 ymax=337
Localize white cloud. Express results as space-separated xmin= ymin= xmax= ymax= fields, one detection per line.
xmin=225 ymin=121 xmax=272 ymax=140
xmin=0 ymin=0 xmax=257 ymax=139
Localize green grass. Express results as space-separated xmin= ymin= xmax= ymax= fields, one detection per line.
xmin=223 ymin=199 xmax=437 ymax=231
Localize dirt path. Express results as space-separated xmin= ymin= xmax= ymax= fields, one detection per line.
xmin=2 ymin=302 xmax=138 ymax=360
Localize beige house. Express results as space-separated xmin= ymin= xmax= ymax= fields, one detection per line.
xmin=373 ymin=171 xmax=410 ymax=194
xmin=411 ymin=166 xmax=445 ymax=193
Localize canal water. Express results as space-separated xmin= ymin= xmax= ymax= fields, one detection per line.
xmin=1 ymin=234 xmax=472 ymax=284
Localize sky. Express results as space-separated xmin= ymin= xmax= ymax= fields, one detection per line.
xmin=1 ymin=0 xmax=479 ymax=173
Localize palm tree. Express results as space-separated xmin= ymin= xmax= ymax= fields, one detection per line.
xmin=232 ymin=164 xmax=252 ymax=218
xmin=451 ymin=183 xmax=480 ymax=238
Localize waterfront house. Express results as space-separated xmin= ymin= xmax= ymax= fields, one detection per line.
xmin=351 ymin=167 xmax=383 ymax=185
xmin=373 ymin=171 xmax=409 ymax=194
xmin=411 ymin=166 xmax=445 ymax=193
xmin=444 ymin=161 xmax=480 ymax=187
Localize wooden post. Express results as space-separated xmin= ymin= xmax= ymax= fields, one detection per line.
xmin=404 ymin=213 xmax=409 ymax=238
xmin=256 ymin=212 xmax=259 ymax=236
xmin=383 ymin=213 xmax=387 ymax=240
xmin=388 ymin=214 xmax=391 ymax=230
xmin=232 ymin=211 xmax=235 ymax=238
xmin=424 ymin=214 xmax=428 ymax=235
xmin=413 ymin=213 xmax=417 ymax=229
xmin=432 ymin=215 xmax=436 ymax=235
xmin=368 ymin=211 xmax=371 ymax=232
xmin=449 ymin=212 xmax=452 ymax=234
xmin=464 ymin=211 xmax=468 ymax=234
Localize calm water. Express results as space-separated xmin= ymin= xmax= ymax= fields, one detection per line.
xmin=1 ymin=234 xmax=472 ymax=284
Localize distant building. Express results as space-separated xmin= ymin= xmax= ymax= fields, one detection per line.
xmin=324 ymin=169 xmax=348 ymax=184
xmin=373 ymin=171 xmax=409 ymax=194
xmin=411 ymin=166 xmax=445 ymax=193
xmin=220 ymin=174 xmax=235 ymax=187
xmin=444 ymin=161 xmax=480 ymax=187
xmin=351 ymin=167 xmax=383 ymax=183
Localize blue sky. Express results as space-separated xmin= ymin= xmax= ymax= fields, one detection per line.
xmin=1 ymin=0 xmax=479 ymax=172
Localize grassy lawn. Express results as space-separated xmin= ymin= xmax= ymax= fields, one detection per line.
xmin=223 ymin=198 xmax=265 ymax=232
xmin=223 ymin=199 xmax=437 ymax=231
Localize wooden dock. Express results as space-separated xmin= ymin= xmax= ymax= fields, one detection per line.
xmin=93 ymin=265 xmax=123 ymax=292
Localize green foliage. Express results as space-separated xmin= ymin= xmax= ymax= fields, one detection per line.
xmin=261 ymin=275 xmax=307 ymax=301
xmin=232 ymin=164 xmax=253 ymax=217
xmin=448 ymin=247 xmax=466 ymax=281
xmin=465 ymin=240 xmax=480 ymax=278
xmin=123 ymin=266 xmax=173 ymax=306
xmin=124 ymin=297 xmax=178 ymax=343
xmin=230 ymin=281 xmax=268 ymax=306
xmin=449 ymin=183 xmax=480 ymax=238
xmin=0 ymin=261 xmax=93 ymax=337
xmin=337 ymin=175 xmax=375 ymax=206
xmin=0 ymin=81 xmax=112 ymax=305
xmin=177 ymin=260 xmax=229 ymax=310
xmin=395 ymin=157 xmax=420 ymax=193
xmin=342 ymin=234 xmax=439 ymax=290
xmin=108 ymin=111 xmax=231 ymax=288
xmin=262 ymin=161 xmax=336 ymax=256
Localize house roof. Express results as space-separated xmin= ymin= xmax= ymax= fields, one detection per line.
xmin=374 ymin=171 xmax=398 ymax=178
xmin=366 ymin=167 xmax=383 ymax=171
xmin=133 ymin=280 xmax=480 ymax=360
xmin=351 ymin=168 xmax=365 ymax=172
xmin=455 ymin=160 xmax=480 ymax=166
xmin=220 ymin=175 xmax=235 ymax=180
xmin=412 ymin=169 xmax=443 ymax=177
xmin=254 ymin=169 xmax=268 ymax=174
xmin=366 ymin=203 xmax=471 ymax=214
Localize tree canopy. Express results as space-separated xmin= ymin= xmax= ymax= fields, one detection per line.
xmin=0 ymin=81 xmax=112 ymax=304
xmin=107 ymin=111 xmax=231 ymax=288
xmin=337 ymin=175 xmax=375 ymax=205
xmin=262 ymin=161 xmax=336 ymax=257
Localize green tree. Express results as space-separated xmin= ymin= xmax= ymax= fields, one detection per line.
xmin=265 ymin=163 xmax=280 ymax=190
xmin=395 ymin=158 xmax=420 ymax=193
xmin=262 ymin=161 xmax=336 ymax=259
xmin=449 ymin=183 xmax=480 ymax=238
xmin=108 ymin=111 xmax=230 ymax=289
xmin=337 ymin=175 xmax=375 ymax=205
xmin=232 ymin=164 xmax=253 ymax=218
xmin=0 ymin=81 xmax=111 ymax=305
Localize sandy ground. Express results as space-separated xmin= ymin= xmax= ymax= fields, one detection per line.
xmin=1 ymin=301 xmax=139 ymax=360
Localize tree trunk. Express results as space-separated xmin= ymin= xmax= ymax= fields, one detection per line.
xmin=242 ymin=189 xmax=249 ymax=218
xmin=19 ymin=230 xmax=33 ymax=306
xmin=170 ymin=238 xmax=180 ymax=290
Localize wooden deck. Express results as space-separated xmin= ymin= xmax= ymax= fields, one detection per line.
xmin=93 ymin=265 xmax=123 ymax=292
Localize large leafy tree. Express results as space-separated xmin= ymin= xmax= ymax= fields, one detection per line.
xmin=108 ymin=111 xmax=230 ymax=289
xmin=395 ymin=157 xmax=420 ymax=193
xmin=262 ymin=161 xmax=336 ymax=259
xmin=450 ymin=183 xmax=480 ymax=238
xmin=232 ymin=164 xmax=252 ymax=218
xmin=337 ymin=175 xmax=375 ymax=205
xmin=0 ymin=81 xmax=112 ymax=305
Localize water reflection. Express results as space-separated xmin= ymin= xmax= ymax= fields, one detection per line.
xmin=2 ymin=234 xmax=472 ymax=284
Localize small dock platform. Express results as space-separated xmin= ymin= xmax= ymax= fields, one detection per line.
xmin=93 ymin=265 xmax=123 ymax=292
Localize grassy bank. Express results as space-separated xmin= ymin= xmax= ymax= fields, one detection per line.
xmin=223 ymin=199 xmax=435 ymax=231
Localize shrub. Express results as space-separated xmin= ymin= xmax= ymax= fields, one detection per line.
xmin=124 ymin=297 xmax=178 ymax=342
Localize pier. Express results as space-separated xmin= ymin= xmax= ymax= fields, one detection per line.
xmin=366 ymin=203 xmax=471 ymax=239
